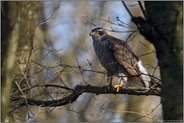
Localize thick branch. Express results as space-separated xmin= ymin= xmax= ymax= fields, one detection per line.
xmin=12 ymin=84 xmax=161 ymax=107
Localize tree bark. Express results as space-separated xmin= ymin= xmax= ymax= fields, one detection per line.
xmin=1 ymin=2 xmax=43 ymax=121
xmin=1 ymin=2 xmax=19 ymax=121
xmin=144 ymin=2 xmax=183 ymax=121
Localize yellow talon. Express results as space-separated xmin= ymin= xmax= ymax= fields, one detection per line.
xmin=114 ymin=79 xmax=124 ymax=92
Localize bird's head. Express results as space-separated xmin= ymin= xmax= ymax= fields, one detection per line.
xmin=89 ymin=27 xmax=108 ymax=41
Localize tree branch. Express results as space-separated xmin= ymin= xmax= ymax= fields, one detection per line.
xmin=138 ymin=1 xmax=146 ymax=18
xmin=122 ymin=1 xmax=160 ymax=43
xmin=11 ymin=84 xmax=161 ymax=108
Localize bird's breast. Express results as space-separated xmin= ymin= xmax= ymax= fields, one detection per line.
xmin=93 ymin=40 xmax=118 ymax=72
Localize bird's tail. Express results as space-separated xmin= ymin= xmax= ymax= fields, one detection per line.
xmin=137 ymin=60 xmax=161 ymax=88
xmin=137 ymin=60 xmax=150 ymax=87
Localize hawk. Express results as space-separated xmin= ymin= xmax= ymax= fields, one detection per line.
xmin=89 ymin=27 xmax=151 ymax=91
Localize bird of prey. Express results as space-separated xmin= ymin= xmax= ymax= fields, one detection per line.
xmin=89 ymin=27 xmax=151 ymax=91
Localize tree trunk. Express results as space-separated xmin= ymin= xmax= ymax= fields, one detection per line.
xmin=1 ymin=2 xmax=43 ymax=121
xmin=144 ymin=2 xmax=183 ymax=121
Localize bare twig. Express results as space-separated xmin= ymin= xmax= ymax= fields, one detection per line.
xmin=116 ymin=16 xmax=136 ymax=29
xmin=138 ymin=51 xmax=156 ymax=58
xmin=122 ymin=1 xmax=133 ymax=18
xmin=122 ymin=1 xmax=145 ymax=34
xmin=82 ymin=16 xmax=136 ymax=33
xmin=152 ymin=64 xmax=159 ymax=76
xmin=131 ymin=102 xmax=161 ymax=122
xmin=138 ymin=1 xmax=146 ymax=18
xmin=76 ymin=59 xmax=87 ymax=84
xmin=125 ymin=30 xmax=138 ymax=42
xmin=98 ymin=104 xmax=161 ymax=122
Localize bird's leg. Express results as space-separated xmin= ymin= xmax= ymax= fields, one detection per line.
xmin=107 ymin=76 xmax=113 ymax=91
xmin=114 ymin=76 xmax=127 ymax=92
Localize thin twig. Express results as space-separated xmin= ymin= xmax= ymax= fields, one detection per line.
xmin=138 ymin=1 xmax=146 ymax=18
xmin=76 ymin=59 xmax=87 ymax=84
xmin=152 ymin=64 xmax=159 ymax=76
xmin=122 ymin=1 xmax=133 ymax=18
xmin=138 ymin=51 xmax=156 ymax=58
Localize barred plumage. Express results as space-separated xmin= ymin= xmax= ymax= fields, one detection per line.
xmin=89 ymin=27 xmax=150 ymax=89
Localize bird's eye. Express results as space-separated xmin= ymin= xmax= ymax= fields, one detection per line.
xmin=98 ymin=31 xmax=104 ymax=36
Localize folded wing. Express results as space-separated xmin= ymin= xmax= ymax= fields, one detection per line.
xmin=108 ymin=36 xmax=150 ymax=87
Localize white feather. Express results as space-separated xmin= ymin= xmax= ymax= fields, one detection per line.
xmin=137 ymin=60 xmax=150 ymax=87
